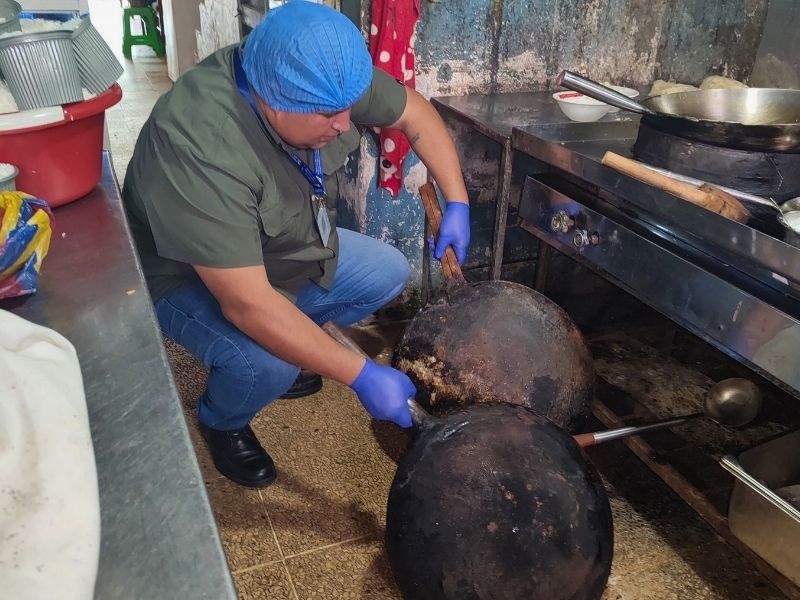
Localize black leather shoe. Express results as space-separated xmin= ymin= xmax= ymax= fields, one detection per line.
xmin=199 ymin=423 xmax=276 ymax=488
xmin=279 ymin=369 xmax=323 ymax=399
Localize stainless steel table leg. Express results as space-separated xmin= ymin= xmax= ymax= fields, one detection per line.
xmin=490 ymin=141 xmax=513 ymax=280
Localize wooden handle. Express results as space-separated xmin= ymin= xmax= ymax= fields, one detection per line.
xmin=419 ymin=182 xmax=467 ymax=285
xmin=573 ymin=432 xmax=597 ymax=448
xmin=601 ymin=152 xmax=749 ymax=223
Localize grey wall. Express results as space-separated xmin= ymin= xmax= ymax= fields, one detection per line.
xmin=339 ymin=0 xmax=771 ymax=311
xmin=413 ymin=0 xmax=768 ymax=96
xmin=750 ymin=0 xmax=800 ymax=89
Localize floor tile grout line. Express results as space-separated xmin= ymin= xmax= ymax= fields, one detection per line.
xmin=281 ymin=560 xmax=301 ymax=600
xmin=281 ymin=532 xmax=379 ymax=562
xmin=259 ymin=489 xmax=287 ymax=560
xmin=232 ymin=558 xmax=300 ymax=600
xmin=232 ymin=558 xmax=284 ymax=576
xmin=256 ymin=489 xmax=301 ymax=599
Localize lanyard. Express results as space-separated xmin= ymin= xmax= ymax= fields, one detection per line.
xmin=231 ymin=46 xmax=326 ymax=197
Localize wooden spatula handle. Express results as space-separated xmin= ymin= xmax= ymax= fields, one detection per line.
xmin=601 ymin=151 xmax=749 ymax=223
xmin=419 ymin=182 xmax=467 ymax=284
xmin=602 ymin=152 xmax=711 ymax=205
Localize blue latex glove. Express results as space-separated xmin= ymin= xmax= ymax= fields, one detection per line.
xmin=350 ymin=360 xmax=415 ymax=428
xmin=435 ymin=201 xmax=470 ymax=265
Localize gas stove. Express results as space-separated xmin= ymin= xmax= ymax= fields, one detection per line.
xmin=511 ymin=119 xmax=800 ymax=398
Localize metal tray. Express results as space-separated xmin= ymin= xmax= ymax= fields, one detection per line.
xmin=725 ymin=430 xmax=800 ymax=586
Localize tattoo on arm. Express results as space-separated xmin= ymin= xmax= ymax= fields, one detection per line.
xmin=409 ymin=132 xmax=421 ymax=145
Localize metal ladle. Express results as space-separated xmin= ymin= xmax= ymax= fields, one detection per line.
xmin=574 ymin=378 xmax=762 ymax=448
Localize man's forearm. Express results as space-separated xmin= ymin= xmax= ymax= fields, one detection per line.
xmin=401 ymin=89 xmax=469 ymax=203
xmin=222 ymin=288 xmax=365 ymax=385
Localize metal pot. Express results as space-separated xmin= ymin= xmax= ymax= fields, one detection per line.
xmin=557 ymin=71 xmax=800 ymax=153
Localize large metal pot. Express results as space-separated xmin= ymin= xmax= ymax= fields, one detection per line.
xmin=557 ymin=71 xmax=800 ymax=152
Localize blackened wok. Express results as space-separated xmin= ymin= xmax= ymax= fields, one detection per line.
xmin=323 ymin=322 xmax=614 ymax=600
xmin=557 ymin=70 xmax=800 ymax=152
xmin=391 ymin=183 xmax=594 ymax=432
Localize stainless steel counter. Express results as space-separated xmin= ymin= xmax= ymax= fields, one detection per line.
xmin=0 ymin=153 xmax=237 ymax=599
xmin=432 ymin=92 xmax=637 ymax=278
xmin=433 ymin=91 xmax=636 ymax=142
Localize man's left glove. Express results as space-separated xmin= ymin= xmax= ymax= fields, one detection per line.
xmin=434 ymin=201 xmax=470 ymax=265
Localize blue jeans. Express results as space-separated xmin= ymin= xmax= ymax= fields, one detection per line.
xmin=155 ymin=228 xmax=410 ymax=430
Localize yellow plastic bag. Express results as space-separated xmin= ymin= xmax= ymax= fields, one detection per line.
xmin=0 ymin=191 xmax=53 ymax=299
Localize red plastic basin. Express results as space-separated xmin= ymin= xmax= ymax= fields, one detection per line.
xmin=0 ymin=84 xmax=123 ymax=207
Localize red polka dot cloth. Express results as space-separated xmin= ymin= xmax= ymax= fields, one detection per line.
xmin=369 ymin=0 xmax=421 ymax=197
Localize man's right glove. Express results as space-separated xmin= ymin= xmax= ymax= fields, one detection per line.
xmin=350 ymin=359 xmax=415 ymax=428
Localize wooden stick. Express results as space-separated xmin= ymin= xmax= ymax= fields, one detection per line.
xmin=602 ymin=152 xmax=749 ymax=223
xmin=419 ymin=182 xmax=467 ymax=285
xmin=419 ymin=183 xmax=454 ymax=281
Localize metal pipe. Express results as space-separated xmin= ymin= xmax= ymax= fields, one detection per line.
xmin=556 ymin=70 xmax=657 ymax=115
xmin=574 ymin=415 xmax=700 ymax=447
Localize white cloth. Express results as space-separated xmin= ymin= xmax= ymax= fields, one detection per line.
xmin=0 ymin=309 xmax=100 ymax=600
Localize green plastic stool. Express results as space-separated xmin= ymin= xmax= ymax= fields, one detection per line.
xmin=122 ymin=6 xmax=165 ymax=58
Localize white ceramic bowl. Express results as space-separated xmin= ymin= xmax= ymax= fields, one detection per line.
xmin=552 ymin=91 xmax=611 ymax=122
xmin=606 ymin=85 xmax=640 ymax=112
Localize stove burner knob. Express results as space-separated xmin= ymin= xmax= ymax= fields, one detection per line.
xmin=573 ymin=230 xmax=601 ymax=248
xmin=573 ymin=230 xmax=589 ymax=248
xmin=550 ymin=211 xmax=575 ymax=233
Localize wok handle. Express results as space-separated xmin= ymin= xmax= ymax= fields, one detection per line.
xmin=601 ymin=152 xmax=749 ymax=223
xmin=574 ymin=414 xmax=700 ymax=448
xmin=321 ymin=321 xmax=430 ymax=427
xmin=419 ymin=182 xmax=467 ymax=285
xmin=641 ymin=163 xmax=780 ymax=212
xmin=556 ymin=70 xmax=656 ymax=115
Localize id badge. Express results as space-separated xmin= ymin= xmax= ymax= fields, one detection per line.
xmin=313 ymin=194 xmax=331 ymax=247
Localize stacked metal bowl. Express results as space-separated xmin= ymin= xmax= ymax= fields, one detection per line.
xmin=0 ymin=12 xmax=123 ymax=111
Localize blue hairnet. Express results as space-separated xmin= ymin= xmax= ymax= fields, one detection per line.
xmin=242 ymin=1 xmax=373 ymax=114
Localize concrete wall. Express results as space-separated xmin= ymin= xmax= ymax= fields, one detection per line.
xmin=163 ymin=0 xmax=202 ymax=81
xmin=337 ymin=0 xmax=770 ymax=311
xmin=412 ymin=0 xmax=768 ymax=97
xmin=196 ymin=0 xmax=240 ymax=62
xmin=750 ymin=0 xmax=800 ymax=89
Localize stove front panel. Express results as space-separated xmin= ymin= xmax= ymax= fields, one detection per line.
xmin=512 ymin=124 xmax=800 ymax=302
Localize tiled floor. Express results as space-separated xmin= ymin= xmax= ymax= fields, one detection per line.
xmin=93 ymin=3 xmax=788 ymax=599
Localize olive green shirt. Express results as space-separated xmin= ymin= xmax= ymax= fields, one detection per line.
xmin=122 ymin=44 xmax=407 ymax=301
